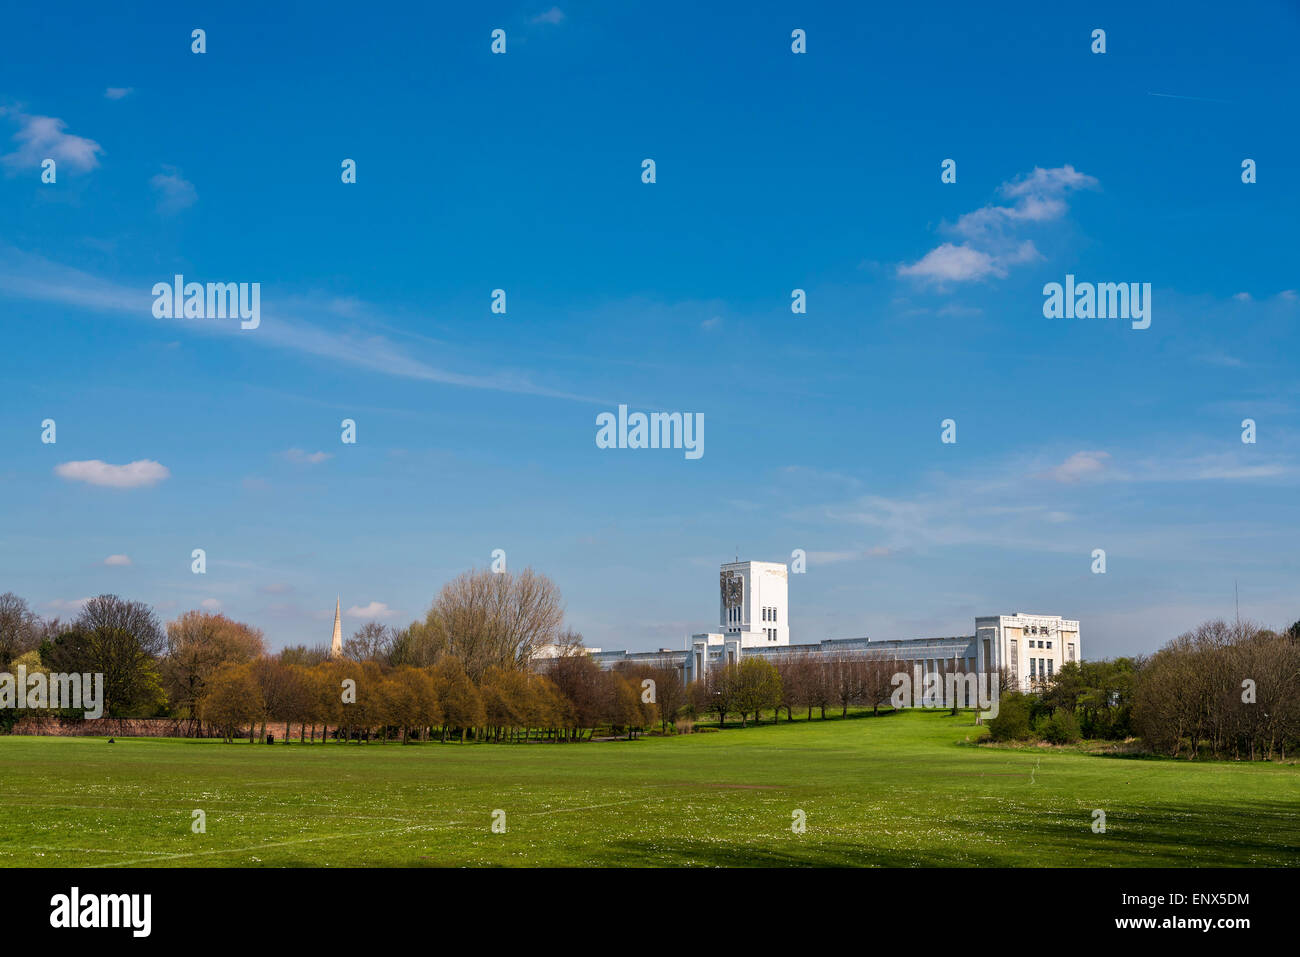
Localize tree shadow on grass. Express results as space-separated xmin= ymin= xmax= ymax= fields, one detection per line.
xmin=590 ymin=798 xmax=1300 ymax=868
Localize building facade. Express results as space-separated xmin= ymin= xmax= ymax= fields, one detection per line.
xmin=560 ymin=560 xmax=1081 ymax=694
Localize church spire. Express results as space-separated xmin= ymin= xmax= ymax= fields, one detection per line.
xmin=330 ymin=596 xmax=342 ymax=658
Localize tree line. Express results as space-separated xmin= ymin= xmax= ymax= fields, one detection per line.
xmin=988 ymin=618 xmax=1300 ymax=760
xmin=4 ymin=580 xmax=1297 ymax=758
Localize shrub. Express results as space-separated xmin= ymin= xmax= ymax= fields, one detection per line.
xmin=1035 ymin=709 xmax=1082 ymax=744
xmin=986 ymin=692 xmax=1033 ymax=741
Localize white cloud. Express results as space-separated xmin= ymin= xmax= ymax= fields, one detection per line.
xmin=346 ymin=601 xmax=397 ymax=619
xmin=899 ymin=164 xmax=1096 ymax=284
xmin=897 ymin=243 xmax=1001 ymax=282
xmin=1038 ymin=451 xmax=1110 ymax=483
xmin=0 ymin=109 xmax=103 ymax=173
xmin=1000 ymin=165 xmax=1097 ymax=199
xmin=150 ymin=165 xmax=197 ymax=214
xmin=54 ymin=459 xmax=170 ymax=488
xmin=104 ymin=87 xmax=134 ymax=100
xmin=200 ymin=598 xmax=221 ymax=611
xmin=531 ymin=7 xmax=565 ymax=24
xmin=282 ymin=448 xmax=333 ymax=465
xmin=103 ymin=554 xmax=132 ymax=566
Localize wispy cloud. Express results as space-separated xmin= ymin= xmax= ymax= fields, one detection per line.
xmin=0 ymin=244 xmax=604 ymax=403
xmin=103 ymin=554 xmax=132 ymax=566
xmin=531 ymin=7 xmax=565 ymax=24
xmin=282 ymin=448 xmax=332 ymax=465
xmin=150 ymin=165 xmax=197 ymax=213
xmin=898 ymin=165 xmax=1097 ymax=284
xmin=1038 ymin=450 xmax=1110 ymax=483
xmin=104 ymin=87 xmax=134 ymax=100
xmin=1195 ymin=352 xmax=1246 ymax=368
xmin=787 ymin=440 xmax=1296 ymax=561
xmin=1146 ymin=90 xmax=1231 ymax=105
xmin=807 ymin=547 xmax=893 ymax=564
xmin=54 ymin=459 xmax=170 ymax=488
xmin=0 ymin=109 xmax=103 ymax=174
xmin=45 ymin=597 xmax=91 ymax=613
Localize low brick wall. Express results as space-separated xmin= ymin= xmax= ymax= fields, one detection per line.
xmin=6 ymin=716 xmax=351 ymax=740
xmin=9 ymin=716 xmax=225 ymax=738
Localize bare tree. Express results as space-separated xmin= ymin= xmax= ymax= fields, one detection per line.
xmin=1133 ymin=618 xmax=1300 ymax=760
xmin=0 ymin=592 xmax=41 ymax=669
xmin=420 ymin=568 xmax=565 ymax=682
xmin=862 ymin=656 xmax=902 ymax=716
xmin=343 ymin=621 xmax=395 ymax=664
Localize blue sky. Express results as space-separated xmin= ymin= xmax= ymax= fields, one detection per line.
xmin=1 ymin=1 xmax=1297 ymax=659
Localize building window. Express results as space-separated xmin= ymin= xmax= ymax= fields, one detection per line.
xmin=1046 ymin=659 xmax=1054 ymax=678
xmin=1068 ymin=643 xmax=1076 ymax=661
xmin=1047 ymin=641 xmax=1052 ymax=650
xmin=1030 ymin=658 xmax=1037 ymax=678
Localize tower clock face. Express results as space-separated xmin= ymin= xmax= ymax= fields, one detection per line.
xmin=720 ymin=571 xmax=744 ymax=609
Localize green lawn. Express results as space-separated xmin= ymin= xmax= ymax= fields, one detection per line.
xmin=1 ymin=710 xmax=1297 ymax=867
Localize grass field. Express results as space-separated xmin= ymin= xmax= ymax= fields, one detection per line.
xmin=2 ymin=710 xmax=1297 ymax=867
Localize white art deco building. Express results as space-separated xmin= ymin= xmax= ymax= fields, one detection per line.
xmin=571 ymin=559 xmax=1080 ymax=691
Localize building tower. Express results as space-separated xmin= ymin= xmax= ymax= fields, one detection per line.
xmin=329 ymin=596 xmax=343 ymax=658
xmin=718 ymin=560 xmax=789 ymax=647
